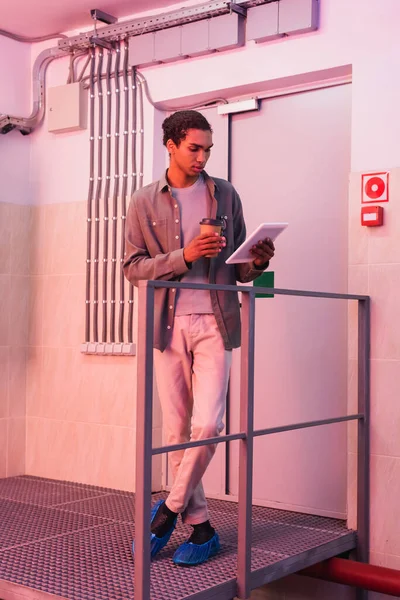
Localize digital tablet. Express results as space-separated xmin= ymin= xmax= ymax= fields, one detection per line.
xmin=226 ymin=222 xmax=288 ymax=264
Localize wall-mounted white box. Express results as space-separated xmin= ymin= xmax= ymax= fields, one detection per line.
xmin=209 ymin=13 xmax=245 ymax=51
xmin=129 ymin=32 xmax=156 ymax=67
xmin=48 ymin=82 xmax=87 ymax=134
xmin=278 ymin=0 xmax=319 ymax=35
xmin=181 ymin=20 xmax=210 ymax=57
xmin=247 ymin=3 xmax=282 ymax=43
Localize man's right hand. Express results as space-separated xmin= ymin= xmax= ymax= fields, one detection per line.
xmin=183 ymin=233 xmax=226 ymax=264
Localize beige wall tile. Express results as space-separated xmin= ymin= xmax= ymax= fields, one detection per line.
xmin=348 ymin=173 xmax=368 ymax=266
xmin=42 ymin=274 xmax=85 ymax=348
xmin=347 ymin=451 xmax=357 ymax=531
xmin=370 ymin=550 xmax=400 ymax=571
xmin=347 ymin=359 xmax=358 ymax=455
xmin=9 ymin=203 xmax=32 ymax=276
xmin=29 ymin=206 xmax=47 ymax=276
xmin=38 ymin=347 xmax=80 ymax=421
xmin=369 ymin=264 xmax=400 ymax=360
xmin=9 ymin=275 xmax=30 ymax=347
xmin=44 ymin=202 xmax=86 ymax=276
xmin=89 ymin=423 xmax=136 ymax=491
xmin=0 ymin=419 xmax=7 ymax=478
xmin=26 ymin=346 xmax=43 ymax=418
xmin=28 ymin=276 xmax=45 ymax=347
xmin=370 ymin=359 xmax=400 ymax=457
xmin=348 ymin=264 xmax=369 ymax=361
xmin=26 ymin=417 xmax=135 ymax=492
xmin=370 ymin=455 xmax=400 ymax=555
xmin=37 ymin=348 xmax=135 ymax=427
xmin=0 ymin=203 xmax=11 ymax=275
xmin=37 ymin=347 xmax=76 ymax=421
xmin=8 ymin=346 xmax=26 ymax=418
xmin=7 ymin=417 xmax=26 ymax=476
xmin=0 ymin=275 xmax=11 ymax=346
xmin=0 ymin=346 xmax=9 ymax=419
xmin=79 ymin=353 xmax=137 ymax=428
xmin=368 ymin=168 xmax=400 ymax=265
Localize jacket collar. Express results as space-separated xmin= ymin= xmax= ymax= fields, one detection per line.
xmin=158 ymin=170 xmax=218 ymax=195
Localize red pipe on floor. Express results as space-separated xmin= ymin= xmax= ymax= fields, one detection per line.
xmin=299 ymin=558 xmax=400 ymax=597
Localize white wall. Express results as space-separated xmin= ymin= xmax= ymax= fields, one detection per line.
xmin=0 ymin=36 xmax=32 ymax=205
xmin=140 ymin=0 xmax=400 ymax=173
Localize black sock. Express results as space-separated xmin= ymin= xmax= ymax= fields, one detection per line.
xmin=188 ymin=520 xmax=215 ymax=545
xmin=151 ymin=501 xmax=178 ymax=538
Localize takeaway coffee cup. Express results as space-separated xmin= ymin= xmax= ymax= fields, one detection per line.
xmin=199 ymin=217 xmax=224 ymax=235
xmin=199 ymin=218 xmax=224 ymax=257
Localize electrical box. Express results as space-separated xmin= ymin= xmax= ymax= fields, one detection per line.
xmin=181 ymin=20 xmax=210 ymax=57
xmin=209 ymin=13 xmax=245 ymax=51
xmin=154 ymin=26 xmax=183 ymax=62
xmin=129 ymin=32 xmax=156 ymax=67
xmin=48 ymin=82 xmax=87 ymax=134
xmin=247 ymin=3 xmax=281 ymax=43
xmin=278 ymin=0 xmax=319 ymax=35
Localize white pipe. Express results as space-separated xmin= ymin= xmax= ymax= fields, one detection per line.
xmin=0 ymin=47 xmax=66 ymax=134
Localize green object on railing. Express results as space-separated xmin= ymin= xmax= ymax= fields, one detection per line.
xmin=254 ymin=271 xmax=274 ymax=298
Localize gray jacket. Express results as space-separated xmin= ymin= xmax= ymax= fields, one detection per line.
xmin=123 ymin=171 xmax=267 ymax=351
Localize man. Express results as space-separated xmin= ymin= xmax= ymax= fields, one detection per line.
xmin=124 ymin=110 xmax=274 ymax=566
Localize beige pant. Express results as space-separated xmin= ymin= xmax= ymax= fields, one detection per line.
xmin=154 ymin=314 xmax=232 ymax=525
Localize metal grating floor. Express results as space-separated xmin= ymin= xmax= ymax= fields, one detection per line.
xmin=0 ymin=476 xmax=356 ymax=600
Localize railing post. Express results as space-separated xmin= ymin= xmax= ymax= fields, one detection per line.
xmin=237 ymin=290 xmax=256 ymax=600
xmin=356 ymin=296 xmax=371 ymax=600
xmin=134 ymin=281 xmax=155 ymax=600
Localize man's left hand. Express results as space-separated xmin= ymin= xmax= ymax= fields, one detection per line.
xmin=250 ymin=237 xmax=275 ymax=268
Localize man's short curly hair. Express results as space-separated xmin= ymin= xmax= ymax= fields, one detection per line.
xmin=162 ymin=110 xmax=212 ymax=147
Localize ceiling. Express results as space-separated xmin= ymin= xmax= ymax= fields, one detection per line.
xmin=1 ymin=0 xmax=184 ymax=38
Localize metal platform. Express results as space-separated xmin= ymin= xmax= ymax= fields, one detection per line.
xmin=0 ymin=475 xmax=356 ymax=600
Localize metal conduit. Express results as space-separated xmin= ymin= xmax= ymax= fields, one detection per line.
xmin=127 ymin=66 xmax=138 ymax=344
xmin=67 ymin=50 xmax=88 ymax=85
xmin=85 ymin=48 xmax=96 ymax=342
xmin=77 ymin=53 xmax=91 ymax=82
xmin=102 ymin=48 xmax=113 ymax=343
xmin=93 ymin=48 xmax=104 ymax=343
xmin=110 ymin=42 xmax=121 ymax=343
xmin=137 ymin=74 xmax=144 ymax=190
xmin=83 ymin=44 xmax=142 ymax=349
xmin=130 ymin=68 xmax=138 ymax=202
xmin=118 ymin=41 xmax=130 ymax=343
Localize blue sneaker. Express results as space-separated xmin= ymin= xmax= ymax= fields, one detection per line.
xmin=172 ymin=532 xmax=220 ymax=566
xmin=132 ymin=500 xmax=178 ymax=558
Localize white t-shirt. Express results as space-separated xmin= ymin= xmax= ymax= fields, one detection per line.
xmin=171 ymin=175 xmax=213 ymax=315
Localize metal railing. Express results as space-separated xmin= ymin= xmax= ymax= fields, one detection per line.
xmin=134 ymin=280 xmax=370 ymax=600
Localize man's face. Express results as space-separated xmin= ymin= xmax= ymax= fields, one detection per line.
xmin=167 ymin=129 xmax=213 ymax=177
